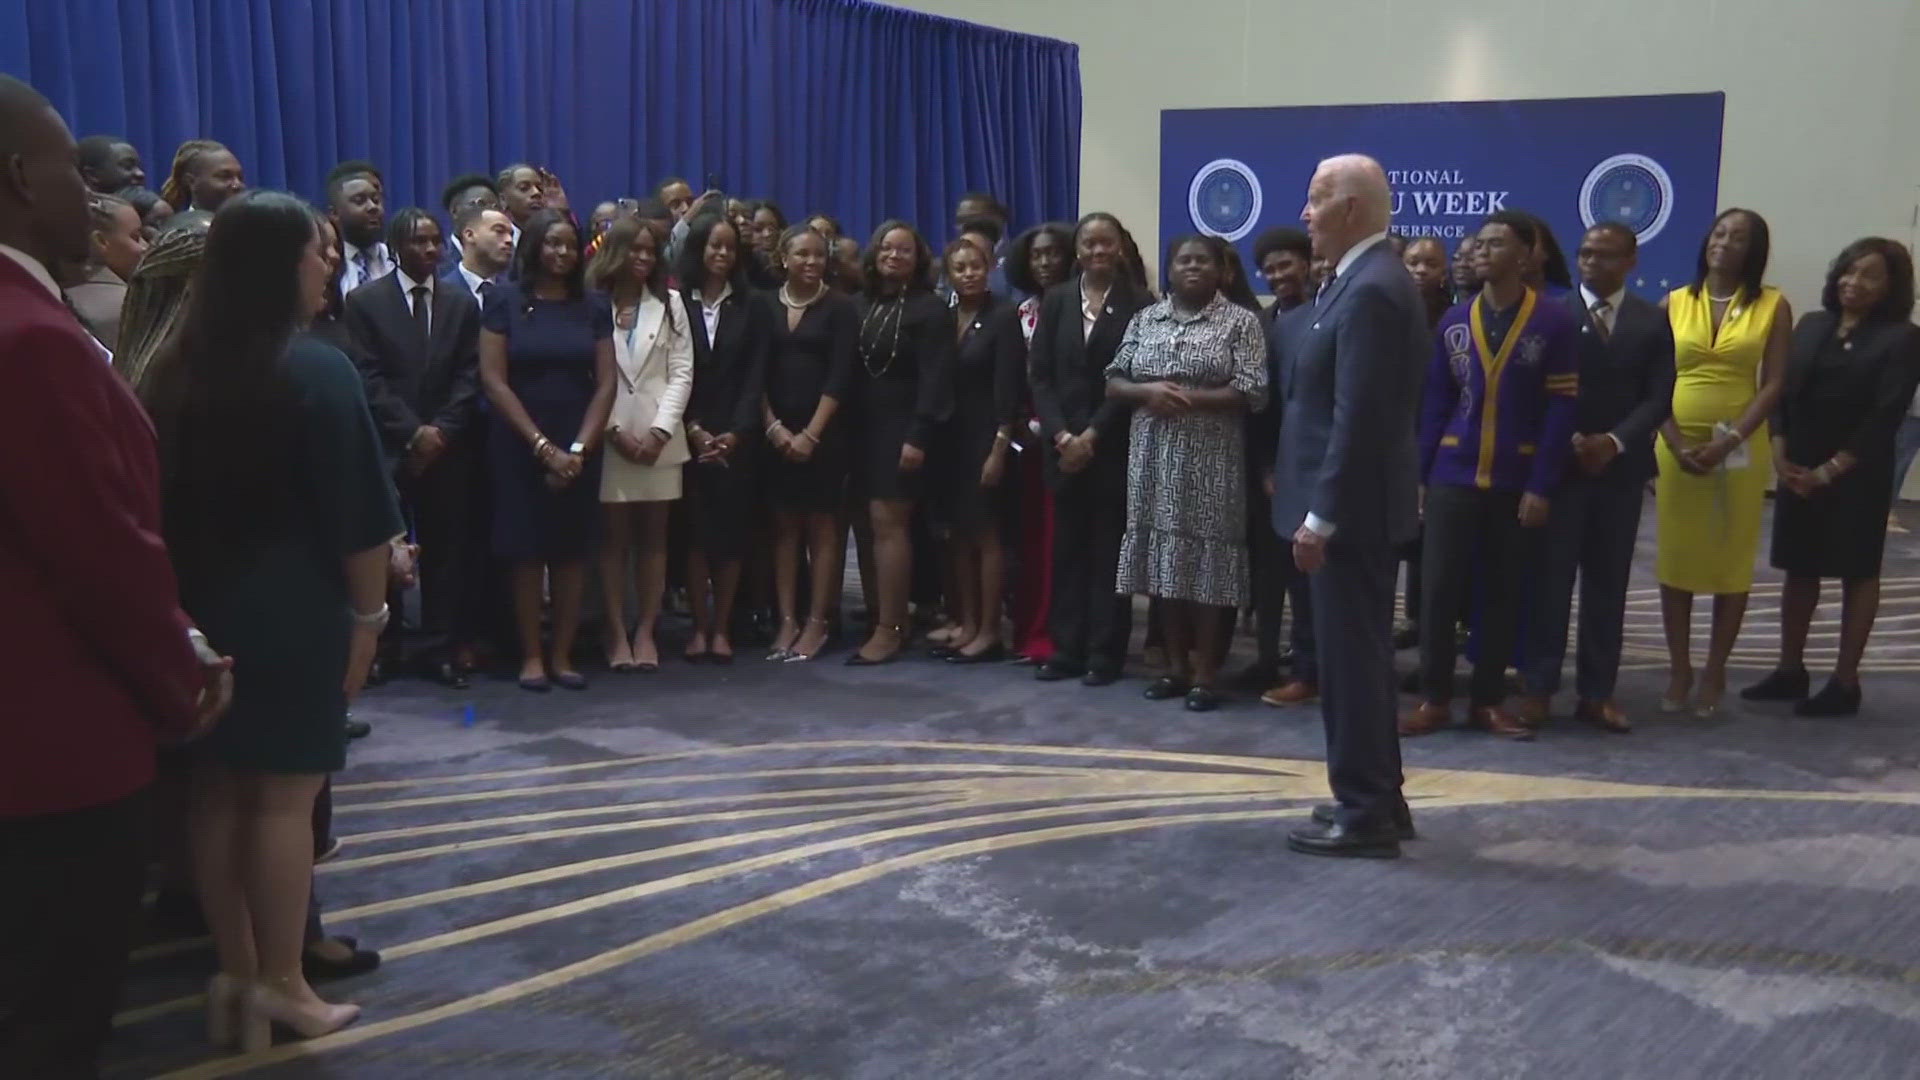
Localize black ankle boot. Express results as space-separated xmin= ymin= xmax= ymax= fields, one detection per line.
xmin=1793 ymin=679 xmax=1861 ymax=717
xmin=1740 ymin=667 xmax=1810 ymax=702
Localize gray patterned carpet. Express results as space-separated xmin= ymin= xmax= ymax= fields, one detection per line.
xmin=107 ymin=498 xmax=1920 ymax=1078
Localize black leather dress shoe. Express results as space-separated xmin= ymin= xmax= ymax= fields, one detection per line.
xmin=1741 ymin=666 xmax=1811 ymax=702
xmin=1794 ymin=678 xmax=1861 ymax=717
xmin=1035 ymin=660 xmax=1085 ymax=682
xmin=1143 ymin=675 xmax=1190 ymax=700
xmin=343 ymin=716 xmax=372 ymax=739
xmin=1184 ymin=687 xmax=1222 ymax=712
xmin=1081 ymin=667 xmax=1120 ymax=687
xmin=303 ymin=936 xmax=382 ymax=982
xmin=433 ymin=661 xmax=470 ymax=690
xmin=1311 ymin=803 xmax=1417 ymax=841
xmin=1287 ymin=818 xmax=1402 ymax=858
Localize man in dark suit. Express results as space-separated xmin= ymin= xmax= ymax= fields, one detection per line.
xmin=329 ymin=159 xmax=390 ymax=297
xmin=1245 ymin=226 xmax=1318 ymax=700
xmin=1272 ymin=154 xmax=1426 ymax=858
xmin=343 ymin=207 xmax=483 ymax=688
xmin=0 ymin=74 xmax=229 ymax=1077
xmin=1517 ymin=223 xmax=1675 ymax=733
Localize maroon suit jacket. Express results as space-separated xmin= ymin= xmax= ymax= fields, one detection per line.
xmin=0 ymin=253 xmax=204 ymax=817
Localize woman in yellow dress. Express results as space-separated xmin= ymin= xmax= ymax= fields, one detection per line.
xmin=1656 ymin=208 xmax=1792 ymax=716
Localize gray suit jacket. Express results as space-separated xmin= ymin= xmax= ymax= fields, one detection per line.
xmin=65 ymin=266 xmax=127 ymax=353
xmin=1269 ymin=240 xmax=1425 ymax=548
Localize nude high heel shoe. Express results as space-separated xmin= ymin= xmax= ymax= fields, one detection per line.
xmin=205 ymin=972 xmax=247 ymax=1048
xmin=240 ymin=979 xmax=360 ymax=1053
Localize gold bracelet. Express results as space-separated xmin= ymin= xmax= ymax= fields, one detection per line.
xmin=532 ymin=435 xmax=553 ymax=460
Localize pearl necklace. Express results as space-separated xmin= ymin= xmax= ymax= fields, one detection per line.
xmin=780 ymin=281 xmax=826 ymax=309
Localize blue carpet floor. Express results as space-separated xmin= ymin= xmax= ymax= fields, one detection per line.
xmin=107 ymin=499 xmax=1920 ymax=1078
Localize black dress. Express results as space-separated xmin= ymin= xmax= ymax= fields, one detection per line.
xmin=850 ymin=291 xmax=953 ymax=501
xmin=932 ymin=297 xmax=1023 ymax=533
xmin=1771 ymin=313 xmax=1920 ymax=578
xmin=761 ymin=290 xmax=856 ymax=512
xmin=483 ymin=284 xmax=611 ymax=561
xmin=186 ymin=338 xmax=403 ymax=773
xmin=681 ymin=286 xmax=770 ymax=560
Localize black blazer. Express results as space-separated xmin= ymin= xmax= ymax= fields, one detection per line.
xmin=952 ymin=295 xmax=1026 ymax=431
xmin=341 ymin=272 xmax=482 ymax=455
xmin=1776 ymin=311 xmax=1920 ymax=465
xmin=680 ymin=287 xmax=771 ymax=440
xmin=1026 ymin=273 xmax=1151 ymax=492
xmin=1564 ymin=288 xmax=1675 ymax=482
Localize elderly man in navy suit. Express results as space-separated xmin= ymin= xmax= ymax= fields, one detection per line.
xmin=1271 ymin=154 xmax=1427 ymax=858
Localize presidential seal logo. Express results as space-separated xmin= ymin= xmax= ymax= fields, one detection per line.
xmin=1188 ymin=159 xmax=1262 ymax=242
xmin=1580 ymin=153 xmax=1674 ymax=244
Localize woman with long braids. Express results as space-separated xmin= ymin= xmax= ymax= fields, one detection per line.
xmin=115 ymin=218 xmax=210 ymax=391
xmin=845 ymin=220 xmax=953 ymax=665
xmin=761 ymin=225 xmax=857 ymax=662
xmin=591 ymin=217 xmax=692 ymax=673
xmin=676 ymin=211 xmax=772 ymax=663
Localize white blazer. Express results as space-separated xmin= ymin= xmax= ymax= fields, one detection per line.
xmin=607 ymin=291 xmax=694 ymax=467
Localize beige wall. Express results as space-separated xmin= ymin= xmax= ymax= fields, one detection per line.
xmin=891 ymin=0 xmax=1920 ymax=311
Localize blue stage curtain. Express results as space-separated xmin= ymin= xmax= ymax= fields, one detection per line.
xmin=1 ymin=0 xmax=1080 ymax=239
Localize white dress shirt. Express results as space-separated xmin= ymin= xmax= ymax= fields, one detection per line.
xmin=341 ymin=240 xmax=394 ymax=294
xmin=1300 ymin=230 xmax=1393 ymax=540
xmin=456 ymin=262 xmax=499 ymax=304
xmin=1579 ymin=283 xmax=1629 ymax=452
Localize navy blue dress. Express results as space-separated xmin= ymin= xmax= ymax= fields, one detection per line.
xmin=483 ymin=284 xmax=612 ymax=561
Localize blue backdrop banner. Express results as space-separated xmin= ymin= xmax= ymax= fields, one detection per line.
xmin=1162 ymin=93 xmax=1724 ymax=298
xmin=2 ymin=0 xmax=1081 ymax=244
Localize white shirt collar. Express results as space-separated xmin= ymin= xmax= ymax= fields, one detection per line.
xmin=396 ymin=267 xmax=433 ymax=297
xmin=0 ymin=243 xmax=62 ymax=302
xmin=1579 ymin=283 xmax=1626 ymax=312
xmin=1334 ymin=231 xmax=1391 ymax=280
xmin=457 ymin=262 xmax=495 ymax=298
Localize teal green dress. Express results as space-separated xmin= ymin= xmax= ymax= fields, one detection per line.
xmin=189 ymin=337 xmax=403 ymax=773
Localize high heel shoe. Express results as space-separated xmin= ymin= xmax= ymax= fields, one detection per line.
xmin=785 ymin=618 xmax=831 ymax=663
xmin=241 ymin=979 xmax=360 ymax=1053
xmin=845 ymin=625 xmax=905 ymax=666
xmin=206 ymin=972 xmax=246 ymax=1048
xmin=1659 ymin=671 xmax=1694 ymax=714
xmin=1693 ymin=673 xmax=1726 ymax=719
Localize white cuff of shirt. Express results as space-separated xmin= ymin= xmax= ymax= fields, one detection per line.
xmin=187 ymin=627 xmax=220 ymax=665
xmin=1606 ymin=433 xmax=1625 ymax=454
xmin=1302 ymin=513 xmax=1336 ymax=540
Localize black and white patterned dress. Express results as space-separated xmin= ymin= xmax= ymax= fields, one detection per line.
xmin=1104 ymin=294 xmax=1268 ymax=606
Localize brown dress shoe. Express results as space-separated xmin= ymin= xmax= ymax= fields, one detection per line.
xmin=1398 ymin=701 xmax=1451 ymax=736
xmin=1260 ymin=680 xmax=1319 ymax=707
xmin=1472 ymin=705 xmax=1536 ymax=741
xmin=1575 ymin=699 xmax=1631 ymax=733
xmin=1516 ymin=695 xmax=1550 ymax=728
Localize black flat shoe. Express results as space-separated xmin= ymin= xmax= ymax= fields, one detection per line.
xmin=1312 ymin=803 xmax=1417 ymax=841
xmin=343 ymin=716 xmax=372 ymax=739
xmin=1286 ymin=818 xmax=1401 ymax=859
xmin=1741 ymin=667 xmax=1811 ymax=702
xmin=1143 ymin=675 xmax=1190 ymax=700
xmin=518 ymin=675 xmax=551 ymax=693
xmin=1035 ymin=660 xmax=1085 ymax=682
xmin=1184 ymin=687 xmax=1222 ymax=712
xmin=433 ymin=661 xmax=471 ymax=689
xmin=926 ymin=645 xmax=958 ymax=660
xmin=1081 ymin=667 xmax=1120 ymax=687
xmin=553 ymin=671 xmax=589 ymax=691
xmin=1794 ymin=678 xmax=1861 ymax=717
xmin=946 ymin=644 xmax=1008 ymax=665
xmin=302 ymin=937 xmax=382 ymax=983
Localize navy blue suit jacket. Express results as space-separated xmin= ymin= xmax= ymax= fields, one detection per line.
xmin=1564 ymin=288 xmax=1674 ymax=483
xmin=1269 ymin=240 xmax=1425 ymax=548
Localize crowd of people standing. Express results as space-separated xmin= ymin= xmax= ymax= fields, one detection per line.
xmin=6 ymin=66 xmax=1920 ymax=1073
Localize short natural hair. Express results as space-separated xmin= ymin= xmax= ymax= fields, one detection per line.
xmin=1252 ymin=227 xmax=1311 ymax=267
xmin=440 ymin=172 xmax=497 ymax=215
xmin=1586 ymin=220 xmax=1639 ymax=255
